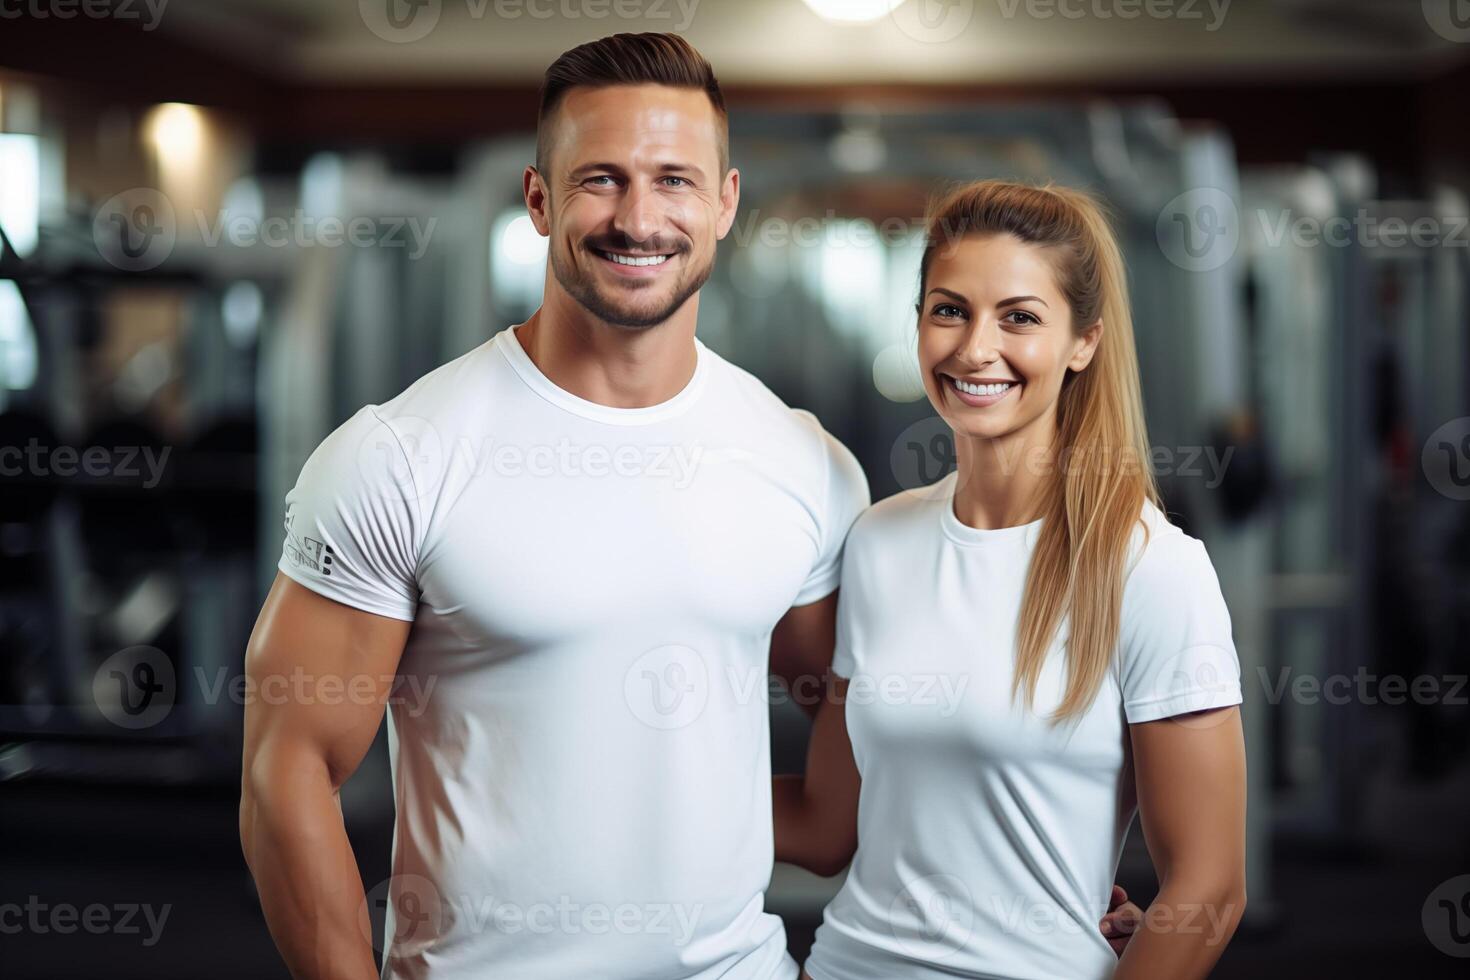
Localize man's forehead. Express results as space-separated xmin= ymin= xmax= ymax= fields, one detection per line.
xmin=554 ymin=85 xmax=720 ymax=156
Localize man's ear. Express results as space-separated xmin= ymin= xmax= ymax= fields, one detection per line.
xmin=524 ymin=165 xmax=551 ymax=236
xmin=1069 ymin=319 xmax=1103 ymax=372
xmin=715 ymin=167 xmax=740 ymax=240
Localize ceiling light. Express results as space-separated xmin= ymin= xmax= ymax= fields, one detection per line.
xmin=800 ymin=0 xmax=906 ymax=25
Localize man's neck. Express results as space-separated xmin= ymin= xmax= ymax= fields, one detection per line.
xmin=516 ymin=292 xmax=700 ymax=409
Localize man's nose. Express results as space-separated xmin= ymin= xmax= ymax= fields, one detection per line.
xmin=613 ymin=182 xmax=661 ymax=245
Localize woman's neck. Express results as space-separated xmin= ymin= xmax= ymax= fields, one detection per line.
xmin=951 ymin=415 xmax=1059 ymax=531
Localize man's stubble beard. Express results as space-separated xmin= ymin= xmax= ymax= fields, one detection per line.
xmin=550 ymin=242 xmax=714 ymax=331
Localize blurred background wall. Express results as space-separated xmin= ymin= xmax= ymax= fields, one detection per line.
xmin=2 ymin=1 xmax=1469 ymax=976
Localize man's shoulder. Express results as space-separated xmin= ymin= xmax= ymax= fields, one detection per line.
xmin=368 ymin=333 xmax=508 ymax=428
xmin=705 ymin=347 xmax=850 ymax=454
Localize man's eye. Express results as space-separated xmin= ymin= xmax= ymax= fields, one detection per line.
xmin=931 ymin=304 xmax=965 ymax=320
xmin=584 ymin=175 xmax=616 ymax=187
xmin=661 ymin=176 xmax=689 ymax=188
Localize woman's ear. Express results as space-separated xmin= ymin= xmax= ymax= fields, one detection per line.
xmin=1068 ymin=319 xmax=1103 ymax=372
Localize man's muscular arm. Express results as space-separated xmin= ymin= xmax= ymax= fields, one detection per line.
xmin=240 ymin=573 xmax=413 ymax=980
xmin=769 ymin=591 xmax=839 ymax=722
xmin=769 ymin=592 xmax=860 ymax=876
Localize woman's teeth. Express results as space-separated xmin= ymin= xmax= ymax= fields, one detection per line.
xmin=600 ymin=250 xmax=669 ymax=267
xmin=951 ymin=377 xmax=1015 ymax=397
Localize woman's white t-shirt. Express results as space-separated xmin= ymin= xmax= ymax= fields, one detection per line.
xmin=804 ymin=471 xmax=1243 ymax=980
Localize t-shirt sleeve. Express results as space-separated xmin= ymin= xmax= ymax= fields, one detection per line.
xmin=791 ymin=411 xmax=871 ymax=607
xmin=277 ymin=405 xmax=424 ymax=622
xmin=1117 ymin=529 xmax=1243 ymax=724
xmin=829 ymin=549 xmax=863 ymax=679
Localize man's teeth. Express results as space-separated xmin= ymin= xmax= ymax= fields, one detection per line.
xmin=602 ymin=250 xmax=669 ymax=267
xmin=952 ymin=378 xmax=1015 ymax=397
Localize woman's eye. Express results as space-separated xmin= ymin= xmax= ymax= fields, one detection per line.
xmin=931 ymin=304 xmax=965 ymax=320
xmin=1003 ymin=309 xmax=1040 ymax=326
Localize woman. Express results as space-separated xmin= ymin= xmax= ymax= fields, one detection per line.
xmin=776 ymin=180 xmax=1247 ymax=979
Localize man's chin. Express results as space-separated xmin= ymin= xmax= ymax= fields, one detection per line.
xmin=552 ymin=251 xmax=711 ymax=330
xmin=580 ymin=292 xmax=687 ymax=330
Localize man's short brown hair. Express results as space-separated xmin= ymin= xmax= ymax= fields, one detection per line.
xmin=536 ymin=32 xmax=729 ymax=178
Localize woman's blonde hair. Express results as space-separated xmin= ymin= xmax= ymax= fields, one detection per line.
xmin=917 ymin=180 xmax=1162 ymax=723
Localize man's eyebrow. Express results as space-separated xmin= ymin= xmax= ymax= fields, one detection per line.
xmin=564 ymin=161 xmax=708 ymax=182
xmin=566 ymin=162 xmax=627 ymax=179
xmin=656 ymin=162 xmax=707 ymax=182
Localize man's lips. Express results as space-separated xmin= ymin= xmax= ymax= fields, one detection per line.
xmin=590 ymin=245 xmax=681 ymax=278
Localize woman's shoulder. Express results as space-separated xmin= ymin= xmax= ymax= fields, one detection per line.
xmin=1124 ymin=499 xmax=1218 ymax=592
xmin=849 ymin=476 xmax=952 ymax=540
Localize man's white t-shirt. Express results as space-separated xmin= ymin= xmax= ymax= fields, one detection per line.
xmin=277 ymin=324 xmax=869 ymax=980
xmin=804 ymin=471 xmax=1242 ymax=980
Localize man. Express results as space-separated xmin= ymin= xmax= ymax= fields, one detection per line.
xmin=240 ymin=32 xmax=1138 ymax=980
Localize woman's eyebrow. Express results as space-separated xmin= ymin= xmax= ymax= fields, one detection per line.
xmin=925 ymin=288 xmax=1050 ymax=310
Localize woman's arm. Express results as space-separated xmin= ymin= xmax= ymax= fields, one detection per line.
xmin=1113 ymin=706 xmax=1248 ymax=979
xmin=773 ymin=675 xmax=860 ymax=878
